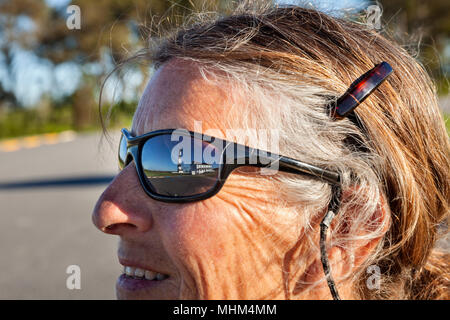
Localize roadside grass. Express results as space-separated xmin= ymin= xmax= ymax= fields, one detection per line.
xmin=444 ymin=114 xmax=450 ymax=135
xmin=0 ymin=101 xmax=135 ymax=140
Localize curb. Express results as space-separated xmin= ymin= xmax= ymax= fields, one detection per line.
xmin=0 ymin=131 xmax=77 ymax=153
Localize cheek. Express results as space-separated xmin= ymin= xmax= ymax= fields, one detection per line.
xmin=157 ymin=177 xmax=299 ymax=269
xmin=153 ymin=177 xmax=302 ymax=299
xmin=155 ymin=201 xmax=240 ymax=299
xmin=159 ymin=201 xmax=233 ymax=267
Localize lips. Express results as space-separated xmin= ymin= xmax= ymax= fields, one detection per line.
xmin=123 ymin=265 xmax=168 ymax=281
xmin=117 ymin=265 xmax=169 ymax=295
xmin=117 ymin=258 xmax=170 ymax=293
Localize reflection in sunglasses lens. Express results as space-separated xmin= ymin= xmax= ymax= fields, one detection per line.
xmin=140 ymin=134 xmax=221 ymax=197
xmin=118 ymin=134 xmax=128 ymax=170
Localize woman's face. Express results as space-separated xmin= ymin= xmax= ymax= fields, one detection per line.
xmin=92 ymin=61 xmax=303 ymax=299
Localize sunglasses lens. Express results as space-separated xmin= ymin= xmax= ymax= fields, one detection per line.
xmin=118 ymin=134 xmax=128 ymax=170
xmin=141 ymin=134 xmax=221 ymax=197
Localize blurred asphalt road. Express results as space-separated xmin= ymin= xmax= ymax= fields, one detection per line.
xmin=0 ymin=132 xmax=121 ymax=299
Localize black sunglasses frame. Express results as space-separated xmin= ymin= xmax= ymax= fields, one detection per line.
xmin=119 ymin=127 xmax=341 ymax=203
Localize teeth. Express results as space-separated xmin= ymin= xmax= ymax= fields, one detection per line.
xmin=156 ymin=273 xmax=166 ymax=281
xmin=145 ymin=270 xmax=156 ymax=280
xmin=122 ymin=265 xmax=167 ymax=280
xmin=134 ymin=268 xmax=145 ymax=278
xmin=125 ymin=266 xmax=134 ymax=276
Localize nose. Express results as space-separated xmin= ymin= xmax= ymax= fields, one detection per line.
xmin=92 ymin=163 xmax=153 ymax=235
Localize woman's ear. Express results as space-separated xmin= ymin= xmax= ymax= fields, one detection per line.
xmin=336 ymin=189 xmax=389 ymax=274
xmin=292 ymin=187 xmax=390 ymax=299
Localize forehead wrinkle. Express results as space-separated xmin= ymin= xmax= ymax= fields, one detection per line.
xmin=132 ymin=60 xmax=246 ymax=136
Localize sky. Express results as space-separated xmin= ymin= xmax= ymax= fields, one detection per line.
xmin=1 ymin=0 xmax=370 ymax=107
xmin=277 ymin=0 xmax=368 ymax=14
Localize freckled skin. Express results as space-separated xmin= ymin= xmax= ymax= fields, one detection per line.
xmin=92 ymin=60 xmax=371 ymax=300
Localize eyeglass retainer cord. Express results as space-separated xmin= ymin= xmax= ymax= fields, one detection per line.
xmin=320 ymin=183 xmax=342 ymax=300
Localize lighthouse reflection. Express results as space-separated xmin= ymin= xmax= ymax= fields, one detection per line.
xmin=173 ymin=149 xmax=216 ymax=175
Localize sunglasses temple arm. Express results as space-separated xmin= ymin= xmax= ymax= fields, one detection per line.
xmin=225 ymin=144 xmax=339 ymax=184
xmin=257 ymin=154 xmax=341 ymax=185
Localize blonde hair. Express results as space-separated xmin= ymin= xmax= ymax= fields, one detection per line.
xmin=103 ymin=2 xmax=450 ymax=299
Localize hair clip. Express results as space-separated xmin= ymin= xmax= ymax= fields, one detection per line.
xmin=330 ymin=61 xmax=393 ymax=119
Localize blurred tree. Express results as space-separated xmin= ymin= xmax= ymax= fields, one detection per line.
xmin=0 ymin=0 xmax=229 ymax=129
xmin=377 ymin=0 xmax=450 ymax=94
xmin=0 ymin=82 xmax=17 ymax=110
xmin=0 ymin=0 xmax=48 ymax=110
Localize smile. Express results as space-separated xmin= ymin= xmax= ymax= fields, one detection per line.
xmin=122 ymin=265 xmax=169 ymax=281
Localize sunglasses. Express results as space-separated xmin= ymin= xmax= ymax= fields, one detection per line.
xmin=118 ymin=128 xmax=340 ymax=202
xmin=117 ymin=62 xmax=393 ymax=300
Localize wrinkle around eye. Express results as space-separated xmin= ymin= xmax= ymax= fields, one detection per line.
xmin=213 ymin=188 xmax=261 ymax=227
